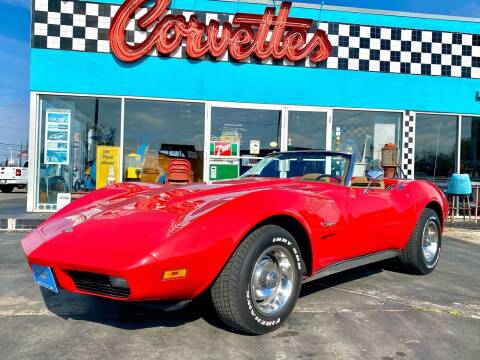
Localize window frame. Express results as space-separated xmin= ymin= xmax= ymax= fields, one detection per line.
xmin=28 ymin=91 xmax=479 ymax=211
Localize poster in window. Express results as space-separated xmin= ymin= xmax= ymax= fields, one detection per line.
xmin=96 ymin=145 xmax=121 ymax=189
xmin=250 ymin=140 xmax=260 ymax=155
xmin=44 ymin=109 xmax=71 ymax=165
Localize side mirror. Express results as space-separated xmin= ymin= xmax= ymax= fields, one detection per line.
xmin=364 ymin=170 xmax=384 ymax=194
xmin=366 ymin=170 xmax=384 ymax=181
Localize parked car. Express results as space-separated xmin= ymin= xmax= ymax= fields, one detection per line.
xmin=0 ymin=161 xmax=28 ymax=192
xmin=21 ymin=151 xmax=448 ymax=334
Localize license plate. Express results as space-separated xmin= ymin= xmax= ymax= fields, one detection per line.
xmin=31 ymin=264 xmax=58 ymax=293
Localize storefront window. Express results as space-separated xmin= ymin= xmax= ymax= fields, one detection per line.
xmin=332 ymin=110 xmax=402 ymax=176
xmin=209 ymin=107 xmax=281 ymax=180
xmin=415 ymin=114 xmax=458 ymax=182
xmin=461 ymin=116 xmax=480 ymax=181
xmin=123 ymin=99 xmax=205 ymax=184
xmin=288 ymin=111 xmax=327 ymax=151
xmin=37 ymin=96 xmax=121 ymax=211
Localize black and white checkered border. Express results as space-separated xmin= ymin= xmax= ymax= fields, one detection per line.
xmin=32 ymin=0 xmax=480 ymax=78
xmin=401 ymin=111 xmax=415 ymax=179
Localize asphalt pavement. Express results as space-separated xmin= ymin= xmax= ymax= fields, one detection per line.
xmin=0 ymin=232 xmax=479 ymax=360
xmin=0 ymin=191 xmax=28 ymax=217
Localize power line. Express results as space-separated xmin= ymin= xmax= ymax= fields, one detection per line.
xmin=0 ymin=142 xmax=23 ymax=145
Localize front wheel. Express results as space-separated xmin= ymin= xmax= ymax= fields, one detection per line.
xmin=399 ymin=208 xmax=442 ymax=274
xmin=211 ymin=225 xmax=303 ymax=334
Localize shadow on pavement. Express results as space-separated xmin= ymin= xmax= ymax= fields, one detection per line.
xmin=300 ymin=260 xmax=402 ymax=298
xmin=39 ymin=260 xmax=401 ymax=333
xmin=40 ymin=287 xmax=202 ymax=330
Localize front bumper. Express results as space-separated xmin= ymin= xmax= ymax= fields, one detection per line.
xmin=21 ymin=231 xmax=196 ymax=302
xmin=0 ymin=179 xmax=25 ymax=185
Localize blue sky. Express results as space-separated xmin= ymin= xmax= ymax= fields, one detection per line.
xmin=0 ymin=0 xmax=479 ymax=163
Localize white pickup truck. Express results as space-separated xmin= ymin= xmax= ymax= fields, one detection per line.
xmin=0 ymin=162 xmax=28 ymax=192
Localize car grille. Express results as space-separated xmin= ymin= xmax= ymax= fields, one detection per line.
xmin=67 ymin=270 xmax=130 ymax=298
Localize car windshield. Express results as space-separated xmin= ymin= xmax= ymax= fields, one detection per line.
xmin=241 ymin=152 xmax=351 ymax=184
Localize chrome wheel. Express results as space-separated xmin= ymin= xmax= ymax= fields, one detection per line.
xmin=422 ymin=219 xmax=439 ymax=264
xmin=250 ymin=245 xmax=295 ymax=316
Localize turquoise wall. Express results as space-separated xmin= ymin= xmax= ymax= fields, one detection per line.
xmin=31 ymin=0 xmax=480 ymax=115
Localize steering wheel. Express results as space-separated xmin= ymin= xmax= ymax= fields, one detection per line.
xmin=315 ymin=174 xmax=342 ymax=184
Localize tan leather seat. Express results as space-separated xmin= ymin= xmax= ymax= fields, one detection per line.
xmin=300 ymin=173 xmax=323 ymax=181
xmin=351 ymin=177 xmax=385 ymax=189
xmin=300 ymin=173 xmax=342 ymax=185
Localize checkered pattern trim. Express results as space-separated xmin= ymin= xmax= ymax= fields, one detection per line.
xmin=401 ymin=111 xmax=415 ymax=179
xmin=32 ymin=0 xmax=480 ymax=78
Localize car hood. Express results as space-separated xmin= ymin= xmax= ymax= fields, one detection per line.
xmin=24 ymin=178 xmax=295 ymax=268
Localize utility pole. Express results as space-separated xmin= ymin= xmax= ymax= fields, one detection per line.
xmin=19 ymin=142 xmax=23 ymax=167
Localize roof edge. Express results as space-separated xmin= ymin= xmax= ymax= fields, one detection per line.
xmin=214 ymin=0 xmax=480 ymax=23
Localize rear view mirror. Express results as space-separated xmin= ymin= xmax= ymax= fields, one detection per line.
xmin=365 ymin=170 xmax=384 ymax=194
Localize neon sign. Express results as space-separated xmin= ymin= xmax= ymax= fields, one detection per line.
xmin=110 ymin=0 xmax=331 ymax=63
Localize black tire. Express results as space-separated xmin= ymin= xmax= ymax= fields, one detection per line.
xmin=0 ymin=185 xmax=14 ymax=193
xmin=210 ymin=225 xmax=303 ymax=334
xmin=399 ymin=208 xmax=442 ymax=274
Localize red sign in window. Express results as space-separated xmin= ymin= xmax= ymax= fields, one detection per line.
xmin=214 ymin=142 xmax=233 ymax=157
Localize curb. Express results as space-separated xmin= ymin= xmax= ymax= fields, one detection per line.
xmin=0 ymin=218 xmax=44 ymax=231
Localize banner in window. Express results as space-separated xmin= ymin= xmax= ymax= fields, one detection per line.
xmin=96 ymin=145 xmax=121 ymax=189
xmin=44 ymin=109 xmax=71 ymax=165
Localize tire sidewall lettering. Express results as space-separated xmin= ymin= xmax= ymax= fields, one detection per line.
xmin=272 ymin=237 xmax=302 ymax=270
xmin=244 ymin=236 xmax=302 ymax=328
xmin=246 ymin=290 xmax=281 ymax=327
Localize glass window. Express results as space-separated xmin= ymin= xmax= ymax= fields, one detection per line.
xmin=123 ymin=99 xmax=205 ymax=184
xmin=241 ymin=152 xmax=350 ymax=184
xmin=288 ymin=111 xmax=327 ymax=151
xmin=415 ymin=114 xmax=458 ymax=183
xmin=332 ymin=110 xmax=402 ymax=176
xmin=209 ymin=107 xmax=281 ymax=179
xmin=37 ymin=95 xmax=121 ymax=211
xmin=460 ymin=116 xmax=480 ymax=181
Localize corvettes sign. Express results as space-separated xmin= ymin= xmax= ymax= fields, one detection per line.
xmin=110 ymin=0 xmax=332 ymax=63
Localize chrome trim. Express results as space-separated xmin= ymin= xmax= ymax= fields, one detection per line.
xmin=422 ymin=219 xmax=439 ymax=264
xmin=250 ymin=245 xmax=295 ymax=316
xmin=303 ymin=250 xmax=399 ymax=283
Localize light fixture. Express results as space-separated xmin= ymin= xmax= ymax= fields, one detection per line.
xmin=163 ymin=268 xmax=187 ymax=280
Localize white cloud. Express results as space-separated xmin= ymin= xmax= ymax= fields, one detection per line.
xmin=0 ymin=0 xmax=30 ymax=9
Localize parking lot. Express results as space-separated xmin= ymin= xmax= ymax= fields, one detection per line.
xmin=0 ymin=231 xmax=479 ymax=360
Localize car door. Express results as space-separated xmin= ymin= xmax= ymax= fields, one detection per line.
xmin=345 ymin=185 xmax=404 ymax=259
xmin=301 ymin=181 xmax=353 ymax=269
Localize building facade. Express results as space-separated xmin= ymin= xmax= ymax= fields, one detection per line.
xmin=28 ymin=0 xmax=480 ymax=211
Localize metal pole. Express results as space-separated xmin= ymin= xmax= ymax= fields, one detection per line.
xmin=475 ymin=185 xmax=479 ymax=223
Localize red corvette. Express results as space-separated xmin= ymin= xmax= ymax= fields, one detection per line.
xmin=22 ymin=151 xmax=448 ymax=334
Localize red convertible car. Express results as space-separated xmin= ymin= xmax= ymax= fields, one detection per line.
xmin=22 ymin=151 xmax=448 ymax=334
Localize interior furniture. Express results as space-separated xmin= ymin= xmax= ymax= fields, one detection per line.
xmin=447 ymin=174 xmax=472 ymax=222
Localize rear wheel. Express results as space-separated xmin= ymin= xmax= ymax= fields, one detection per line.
xmin=399 ymin=208 xmax=441 ymax=274
xmin=210 ymin=225 xmax=303 ymax=334
xmin=0 ymin=185 xmax=14 ymax=193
